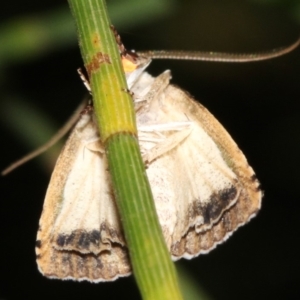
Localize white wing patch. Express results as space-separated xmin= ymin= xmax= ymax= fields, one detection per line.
xmin=36 ymin=114 xmax=129 ymax=282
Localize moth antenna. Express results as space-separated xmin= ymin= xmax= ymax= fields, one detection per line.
xmin=1 ymin=101 xmax=87 ymax=176
xmin=77 ymin=68 xmax=92 ymax=93
xmin=137 ymin=36 xmax=300 ymax=62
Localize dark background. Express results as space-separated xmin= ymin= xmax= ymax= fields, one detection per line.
xmin=1 ymin=0 xmax=299 ymax=299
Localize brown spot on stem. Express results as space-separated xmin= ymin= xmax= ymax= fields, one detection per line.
xmin=85 ymin=52 xmax=111 ymax=76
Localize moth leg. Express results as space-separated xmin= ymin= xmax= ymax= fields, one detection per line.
xmin=139 ymin=123 xmax=193 ymax=163
xmin=137 ymin=69 xmax=192 ymax=163
xmin=122 ymin=87 xmax=134 ymax=98
xmin=144 ymin=70 xmax=171 ymax=104
xmin=110 ymin=25 xmax=127 ymax=55
xmin=139 ymin=121 xmax=192 ymax=133
xmin=134 ymin=70 xmax=172 ymax=111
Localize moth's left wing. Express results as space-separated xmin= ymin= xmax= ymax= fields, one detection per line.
xmin=36 ymin=113 xmax=131 ymax=282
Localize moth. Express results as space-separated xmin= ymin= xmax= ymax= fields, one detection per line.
xmin=21 ymin=35 xmax=299 ymax=282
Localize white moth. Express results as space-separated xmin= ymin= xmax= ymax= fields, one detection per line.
xmin=35 ymin=56 xmax=261 ymax=282
xmin=34 ymin=37 xmax=299 ymax=282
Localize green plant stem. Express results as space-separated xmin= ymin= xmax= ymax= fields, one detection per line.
xmin=67 ymin=0 xmax=183 ymax=299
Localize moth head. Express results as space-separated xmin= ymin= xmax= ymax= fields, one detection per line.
xmin=121 ymin=51 xmax=151 ymax=89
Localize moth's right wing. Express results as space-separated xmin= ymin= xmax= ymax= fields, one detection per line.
xmin=135 ymin=71 xmax=262 ymax=260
